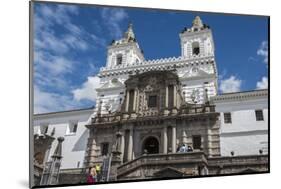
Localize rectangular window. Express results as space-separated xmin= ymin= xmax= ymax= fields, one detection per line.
xmin=43 ymin=125 xmax=48 ymax=134
xmin=148 ymin=95 xmax=157 ymax=108
xmin=192 ymin=135 xmax=201 ymax=150
xmin=255 ymin=110 xmax=264 ymax=121
xmin=224 ymin=112 xmax=232 ymax=124
xmin=66 ymin=123 xmax=78 ymax=135
xmin=40 ymin=125 xmax=48 ymax=135
xmin=193 ymin=47 xmax=200 ymax=55
xmin=71 ymin=123 xmax=78 ymax=133
xmin=101 ymin=143 xmax=109 ymax=156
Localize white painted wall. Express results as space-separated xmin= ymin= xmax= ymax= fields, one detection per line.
xmin=213 ymin=92 xmax=268 ymax=156
xmin=33 ymin=109 xmax=93 ymax=169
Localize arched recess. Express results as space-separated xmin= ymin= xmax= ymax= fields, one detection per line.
xmin=142 ymin=136 xmax=160 ymax=154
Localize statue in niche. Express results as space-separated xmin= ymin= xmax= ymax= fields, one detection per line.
xmin=104 ymin=100 xmax=113 ymax=113
xmin=191 ymin=89 xmax=200 ymax=103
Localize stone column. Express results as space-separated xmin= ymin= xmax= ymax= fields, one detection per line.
xmin=133 ymin=89 xmax=137 ymax=112
xmin=120 ymin=131 xmax=125 ymax=162
xmin=127 ymin=128 xmax=133 ymax=161
xmin=172 ymin=126 xmax=177 ymax=153
xmin=125 ymin=90 xmax=130 ymax=112
xmin=173 ymin=85 xmax=177 ymax=108
xmin=165 ymin=86 xmax=169 ymax=108
xmin=135 ymin=89 xmax=139 ymax=112
xmin=162 ymin=126 xmax=168 ymax=154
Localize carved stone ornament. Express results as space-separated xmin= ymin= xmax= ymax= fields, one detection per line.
xmin=144 ymin=84 xmax=153 ymax=92
xmin=191 ymin=89 xmax=200 ymax=103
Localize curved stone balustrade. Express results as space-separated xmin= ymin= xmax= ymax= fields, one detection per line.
xmin=117 ymin=151 xmax=207 ymax=177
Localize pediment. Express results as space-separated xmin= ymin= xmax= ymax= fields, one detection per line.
xmin=239 ymin=168 xmax=258 ymax=174
xmin=153 ymin=167 xmax=186 ymax=178
xmin=182 ymin=67 xmax=210 ymax=78
xmin=98 ymin=79 xmax=124 ymax=90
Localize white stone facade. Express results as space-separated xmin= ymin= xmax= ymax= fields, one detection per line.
xmin=96 ymin=16 xmax=217 ymax=114
xmin=33 ymin=16 xmax=268 ymax=170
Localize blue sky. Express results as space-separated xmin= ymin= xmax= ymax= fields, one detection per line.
xmin=33 ymin=2 xmax=268 ymax=114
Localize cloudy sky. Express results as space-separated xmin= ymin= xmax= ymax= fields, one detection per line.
xmin=33 ymin=2 xmax=268 ymax=114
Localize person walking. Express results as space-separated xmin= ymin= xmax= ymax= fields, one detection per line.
xmin=86 ymin=166 xmax=97 ymax=184
xmin=95 ymin=164 xmax=101 ymax=182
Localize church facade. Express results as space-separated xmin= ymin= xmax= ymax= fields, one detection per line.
xmin=33 ymin=16 xmax=268 ymax=186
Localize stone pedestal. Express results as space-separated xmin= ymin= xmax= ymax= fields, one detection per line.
xmin=130 ymin=113 xmax=137 ymax=119
xmin=171 ymin=108 xmax=178 ymax=115
xmin=122 ymin=114 xmax=130 ymax=120
xmin=163 ymin=109 xmax=170 ymax=116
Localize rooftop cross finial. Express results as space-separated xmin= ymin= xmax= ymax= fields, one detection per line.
xmin=192 ymin=16 xmax=203 ymax=28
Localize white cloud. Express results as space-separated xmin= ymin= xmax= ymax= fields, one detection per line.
xmin=219 ymin=75 xmax=242 ymax=93
xmin=34 ymin=51 xmax=74 ymax=76
xmin=91 ymin=34 xmax=106 ymax=47
xmin=257 ymin=41 xmax=268 ymax=64
xmin=72 ymin=76 xmax=100 ymax=102
xmin=34 ymin=85 xmax=80 ymax=114
xmin=33 ymin=4 xmax=105 ymax=113
xmin=256 ymin=76 xmax=268 ymax=89
xmin=101 ymin=8 xmax=128 ymax=38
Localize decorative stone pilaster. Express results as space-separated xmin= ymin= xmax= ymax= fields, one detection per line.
xmin=133 ymin=89 xmax=137 ymax=112
xmin=162 ymin=126 xmax=168 ymax=154
xmin=125 ymin=90 xmax=130 ymax=112
xmin=127 ymin=128 xmax=133 ymax=161
xmin=165 ymin=86 xmax=169 ymax=108
xmin=120 ymin=131 xmax=125 ymax=163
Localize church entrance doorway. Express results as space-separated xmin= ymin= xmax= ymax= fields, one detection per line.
xmin=143 ymin=136 xmax=159 ymax=154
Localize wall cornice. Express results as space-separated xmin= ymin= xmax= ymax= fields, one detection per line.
xmin=211 ymin=89 xmax=268 ymax=103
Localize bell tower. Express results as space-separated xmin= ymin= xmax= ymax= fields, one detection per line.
xmin=106 ymin=23 xmax=145 ymax=69
xmin=179 ymin=16 xmax=215 ymax=58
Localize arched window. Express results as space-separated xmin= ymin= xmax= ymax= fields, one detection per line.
xmin=116 ymin=54 xmax=123 ymax=65
xmin=192 ymin=41 xmax=200 ymax=55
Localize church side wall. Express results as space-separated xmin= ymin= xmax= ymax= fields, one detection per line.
xmin=33 ymin=110 xmax=93 ymax=169
xmin=214 ymin=96 xmax=268 ymax=156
